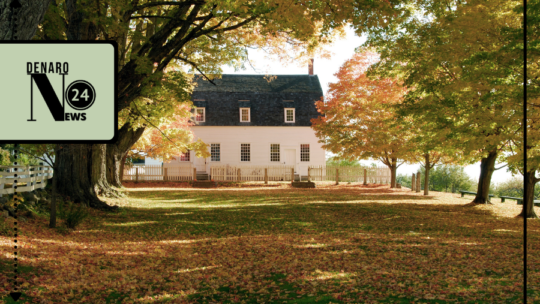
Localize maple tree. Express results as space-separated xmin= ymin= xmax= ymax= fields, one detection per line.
xmin=502 ymin=0 xmax=540 ymax=218
xmin=400 ymin=119 xmax=465 ymax=195
xmin=312 ymin=50 xmax=410 ymax=188
xmin=128 ymin=103 xmax=210 ymax=164
xmin=366 ymin=0 xmax=523 ymax=204
xmin=21 ymin=0 xmax=408 ymax=209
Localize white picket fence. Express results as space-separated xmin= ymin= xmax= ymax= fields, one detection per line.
xmin=122 ymin=164 xmax=391 ymax=184
xmin=210 ymin=165 xmax=294 ymax=181
xmin=123 ymin=165 xmax=194 ymax=181
xmin=308 ymin=165 xmax=391 ymax=184
xmin=0 ymin=165 xmax=54 ymax=196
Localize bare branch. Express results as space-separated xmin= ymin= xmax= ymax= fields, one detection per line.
xmin=494 ymin=164 xmax=508 ymax=171
xmin=174 ymin=56 xmax=216 ymax=85
xmin=132 ymin=1 xmax=206 ymax=12
xmin=130 ymin=15 xmax=174 ymax=20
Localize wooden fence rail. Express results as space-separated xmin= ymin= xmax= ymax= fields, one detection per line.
xmin=211 ymin=165 xmax=294 ymax=182
xmin=0 ymin=165 xmax=54 ymax=196
xmin=123 ymin=165 xmax=194 ymax=181
xmin=308 ymin=165 xmax=391 ymax=184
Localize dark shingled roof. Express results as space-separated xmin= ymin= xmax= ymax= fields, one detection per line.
xmin=191 ymin=74 xmax=323 ymax=126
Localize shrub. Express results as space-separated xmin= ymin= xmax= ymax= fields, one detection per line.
xmin=57 ymin=200 xmax=89 ymax=229
xmin=493 ymin=177 xmax=539 ymax=199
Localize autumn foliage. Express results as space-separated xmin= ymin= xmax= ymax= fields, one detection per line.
xmin=129 ymin=103 xmax=209 ymax=163
xmin=311 ymin=50 xmax=409 ymax=188
xmin=0 ymin=185 xmax=530 ymax=303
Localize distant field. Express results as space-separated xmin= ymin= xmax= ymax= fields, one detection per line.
xmin=1 ymin=183 xmax=535 ymax=303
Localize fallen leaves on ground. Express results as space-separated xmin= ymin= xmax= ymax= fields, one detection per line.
xmin=0 ymin=183 xmax=535 ymax=303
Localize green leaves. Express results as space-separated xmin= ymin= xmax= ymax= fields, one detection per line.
xmin=368 ymin=0 xmax=523 ymax=164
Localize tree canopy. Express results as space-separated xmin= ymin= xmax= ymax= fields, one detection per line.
xmin=311 ymin=50 xmax=409 ymax=187
xmin=365 ymin=0 xmax=523 ymax=204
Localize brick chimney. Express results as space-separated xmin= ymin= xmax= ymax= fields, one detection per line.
xmin=308 ymin=58 xmax=314 ymax=75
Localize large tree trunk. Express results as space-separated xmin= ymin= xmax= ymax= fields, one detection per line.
xmin=424 ymin=153 xmax=431 ymax=196
xmin=106 ymin=124 xmax=146 ymax=187
xmin=55 ymin=144 xmax=116 ymax=210
xmin=0 ymin=0 xmax=51 ymax=40
xmin=106 ymin=146 xmax=124 ymax=188
xmin=472 ymin=150 xmax=497 ymax=204
xmin=390 ymin=157 xmax=397 ymax=188
xmin=48 ymin=0 xmax=119 ymax=209
xmin=91 ymin=144 xmax=121 ymax=197
xmin=65 ymin=0 xmax=98 ymax=40
xmin=119 ymin=153 xmax=128 ymax=182
xmin=519 ymin=170 xmax=539 ymax=219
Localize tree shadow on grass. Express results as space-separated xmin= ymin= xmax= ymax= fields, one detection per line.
xmin=0 ymin=187 xmax=529 ymax=303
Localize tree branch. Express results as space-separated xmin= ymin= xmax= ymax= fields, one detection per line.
xmin=174 ymin=56 xmax=216 ymax=85
xmin=131 ymin=101 xmax=187 ymax=151
xmin=132 ymin=1 xmax=206 ymax=12
xmin=18 ymin=147 xmax=54 ymax=168
xmin=494 ymin=164 xmax=508 ymax=171
xmin=130 ymin=15 xmax=174 ymax=20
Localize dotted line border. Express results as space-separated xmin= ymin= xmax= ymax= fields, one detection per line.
xmin=13 ymin=144 xmax=19 ymax=292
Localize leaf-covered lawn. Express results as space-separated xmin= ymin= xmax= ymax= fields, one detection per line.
xmin=0 ymin=183 xmax=536 ymax=303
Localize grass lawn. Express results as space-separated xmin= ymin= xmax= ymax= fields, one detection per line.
xmin=0 ymin=183 xmax=536 ymax=303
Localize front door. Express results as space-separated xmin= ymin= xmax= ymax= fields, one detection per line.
xmin=284 ymin=149 xmax=296 ymax=173
xmin=195 ymin=157 xmax=206 ymax=172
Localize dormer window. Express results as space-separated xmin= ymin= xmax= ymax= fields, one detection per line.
xmin=284 ymin=108 xmax=295 ymax=123
xmin=195 ymin=107 xmax=205 ymax=122
xmin=240 ymin=108 xmax=250 ymax=122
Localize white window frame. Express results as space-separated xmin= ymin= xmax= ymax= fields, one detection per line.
xmin=179 ymin=150 xmax=191 ymax=162
xmin=241 ymin=143 xmax=251 ymax=162
xmin=300 ymin=144 xmax=310 ymax=162
xmin=211 ymin=143 xmax=220 ymax=162
xmin=270 ymin=144 xmax=280 ymax=162
xmin=195 ymin=107 xmax=205 ymax=122
xmin=240 ymin=108 xmax=250 ymax=122
xmin=284 ymin=108 xmax=295 ymax=123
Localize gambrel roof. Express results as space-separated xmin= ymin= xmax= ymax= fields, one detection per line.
xmin=191 ymin=74 xmax=323 ymax=127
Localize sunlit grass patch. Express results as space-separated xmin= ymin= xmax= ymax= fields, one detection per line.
xmin=0 ymin=185 xmax=531 ymax=303
xmin=105 ymin=221 xmax=158 ymax=227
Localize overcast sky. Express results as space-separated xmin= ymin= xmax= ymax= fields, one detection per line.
xmin=220 ymin=28 xmax=519 ymax=185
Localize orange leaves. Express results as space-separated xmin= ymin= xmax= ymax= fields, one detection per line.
xmin=0 ymin=185 xmax=532 ymax=302
xmin=312 ymin=51 xmax=409 ymax=163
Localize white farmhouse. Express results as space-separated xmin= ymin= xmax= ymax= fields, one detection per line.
xmin=147 ymin=63 xmax=326 ymax=181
